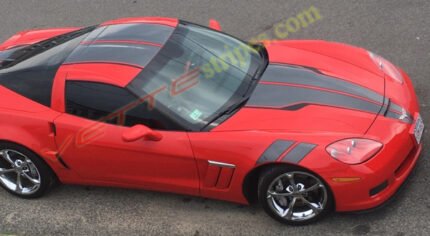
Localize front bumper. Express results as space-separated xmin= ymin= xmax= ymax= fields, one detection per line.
xmin=327 ymin=113 xmax=423 ymax=212
xmin=322 ymin=67 xmax=424 ymax=212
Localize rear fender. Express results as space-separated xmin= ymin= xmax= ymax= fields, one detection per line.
xmin=0 ymin=27 xmax=80 ymax=51
xmin=0 ymin=109 xmax=73 ymax=179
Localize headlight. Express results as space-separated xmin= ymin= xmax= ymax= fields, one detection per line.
xmin=368 ymin=51 xmax=404 ymax=84
xmin=326 ymin=138 xmax=383 ymax=164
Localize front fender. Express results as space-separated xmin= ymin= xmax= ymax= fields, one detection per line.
xmin=188 ymin=130 xmax=353 ymax=204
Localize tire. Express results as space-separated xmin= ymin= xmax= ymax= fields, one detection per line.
xmin=0 ymin=142 xmax=57 ymax=198
xmin=258 ymin=165 xmax=333 ymax=225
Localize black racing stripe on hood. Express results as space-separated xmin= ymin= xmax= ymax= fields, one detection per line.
xmin=386 ymin=110 xmax=413 ymax=124
xmin=260 ymin=64 xmax=384 ymax=105
xmin=247 ymin=83 xmax=381 ymax=114
xmin=380 ymin=98 xmax=413 ymax=124
xmin=388 ymin=102 xmax=410 ymax=117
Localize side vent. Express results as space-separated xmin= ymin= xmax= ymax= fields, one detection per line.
xmin=49 ymin=122 xmax=57 ymax=136
xmin=56 ymin=154 xmax=70 ymax=169
xmin=204 ymin=161 xmax=235 ymax=189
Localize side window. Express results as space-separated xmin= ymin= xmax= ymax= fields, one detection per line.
xmin=65 ymin=81 xmax=176 ymax=130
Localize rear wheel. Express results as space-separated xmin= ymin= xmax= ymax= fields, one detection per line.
xmin=258 ymin=166 xmax=333 ymax=225
xmin=0 ymin=143 xmax=56 ymax=198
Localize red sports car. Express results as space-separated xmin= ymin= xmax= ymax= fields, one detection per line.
xmin=0 ymin=17 xmax=424 ymax=225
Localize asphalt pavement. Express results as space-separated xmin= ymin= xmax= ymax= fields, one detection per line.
xmin=0 ymin=0 xmax=429 ymax=235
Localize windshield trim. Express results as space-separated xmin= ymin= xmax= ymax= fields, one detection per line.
xmin=127 ymin=21 xmax=265 ymax=132
xmin=179 ymin=21 xmax=268 ymax=131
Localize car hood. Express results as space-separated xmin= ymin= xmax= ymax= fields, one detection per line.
xmin=214 ymin=40 xmax=389 ymax=134
xmin=264 ymin=40 xmax=385 ymax=93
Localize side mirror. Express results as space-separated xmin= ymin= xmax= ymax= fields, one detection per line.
xmin=122 ymin=125 xmax=162 ymax=142
xmin=209 ymin=19 xmax=222 ymax=31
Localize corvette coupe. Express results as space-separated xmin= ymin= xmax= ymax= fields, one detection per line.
xmin=0 ymin=17 xmax=424 ymax=225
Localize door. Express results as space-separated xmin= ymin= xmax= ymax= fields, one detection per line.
xmin=53 ymin=80 xmax=199 ymax=195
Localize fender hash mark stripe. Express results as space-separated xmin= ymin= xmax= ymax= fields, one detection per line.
xmin=281 ymin=143 xmax=317 ymax=164
xmin=256 ymin=140 xmax=294 ymax=165
xmin=257 ymin=141 xmax=317 ymax=165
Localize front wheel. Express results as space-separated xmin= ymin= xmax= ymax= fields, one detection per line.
xmin=0 ymin=143 xmax=56 ymax=198
xmin=258 ymin=166 xmax=333 ymax=225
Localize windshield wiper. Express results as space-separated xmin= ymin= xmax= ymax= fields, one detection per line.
xmin=201 ymin=44 xmax=267 ymax=131
xmin=201 ymin=95 xmax=251 ymax=131
xmin=252 ymin=43 xmax=269 ymax=77
xmin=226 ymin=96 xmax=250 ymax=114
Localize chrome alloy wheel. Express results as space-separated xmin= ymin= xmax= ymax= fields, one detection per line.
xmin=266 ymin=171 xmax=328 ymax=222
xmin=0 ymin=149 xmax=41 ymax=195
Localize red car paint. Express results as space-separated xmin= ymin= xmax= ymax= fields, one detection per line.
xmin=0 ymin=17 xmax=422 ymax=212
xmin=0 ymin=27 xmax=80 ymax=51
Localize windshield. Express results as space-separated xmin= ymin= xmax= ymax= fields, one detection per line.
xmin=128 ymin=22 xmax=264 ymax=130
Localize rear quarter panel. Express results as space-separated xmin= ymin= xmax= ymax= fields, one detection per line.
xmin=0 ymin=27 xmax=80 ymax=51
xmin=0 ymin=86 xmax=67 ymax=176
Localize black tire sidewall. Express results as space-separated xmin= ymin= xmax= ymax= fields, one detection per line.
xmin=0 ymin=142 xmax=56 ymax=199
xmin=258 ymin=165 xmax=333 ymax=225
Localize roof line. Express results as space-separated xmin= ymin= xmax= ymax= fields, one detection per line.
xmin=100 ymin=17 xmax=179 ymax=27
xmin=80 ymin=39 xmax=162 ymax=47
xmin=63 ymin=61 xmax=144 ymax=69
